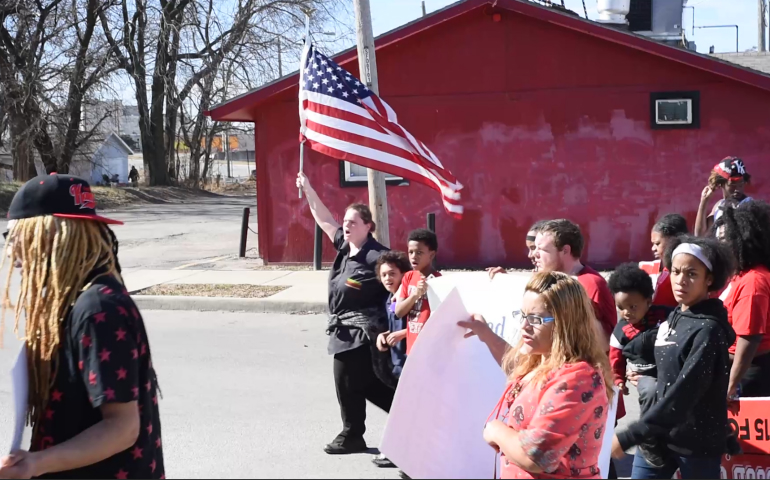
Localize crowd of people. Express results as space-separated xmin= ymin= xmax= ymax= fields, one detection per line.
xmin=0 ymin=155 xmax=765 ymax=480
xmin=294 ymin=155 xmax=767 ymax=480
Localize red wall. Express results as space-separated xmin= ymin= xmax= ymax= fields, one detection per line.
xmin=253 ymin=7 xmax=770 ymax=269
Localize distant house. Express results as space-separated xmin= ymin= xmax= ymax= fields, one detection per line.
xmin=68 ymin=133 xmax=134 ymax=185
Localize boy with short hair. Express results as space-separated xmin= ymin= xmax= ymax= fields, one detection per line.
xmin=394 ymin=229 xmax=442 ymax=355
xmin=608 ymin=263 xmax=672 ymax=411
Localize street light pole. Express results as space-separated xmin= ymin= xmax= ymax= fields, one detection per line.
xmin=353 ymin=0 xmax=390 ymax=247
xmin=695 ymin=25 xmax=739 ymax=52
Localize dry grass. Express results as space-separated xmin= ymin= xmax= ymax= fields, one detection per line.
xmin=136 ymin=283 xmax=288 ymax=298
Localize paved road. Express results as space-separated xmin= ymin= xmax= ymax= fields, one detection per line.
xmin=0 ymin=312 xmax=398 ymax=479
xmin=0 ymin=195 xmax=260 ymax=271
xmin=0 ymin=308 xmax=637 ymax=478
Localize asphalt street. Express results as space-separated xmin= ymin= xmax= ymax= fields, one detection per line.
xmin=0 ymin=311 xmax=399 ymax=479
xmin=0 ymin=195 xmax=259 ymax=271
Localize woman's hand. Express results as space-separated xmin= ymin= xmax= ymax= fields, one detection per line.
xmin=483 ymin=420 xmax=505 ymax=453
xmin=618 ymin=382 xmax=629 ymax=396
xmin=376 ymin=332 xmax=390 ymax=352
xmin=0 ymin=451 xmax=40 ymax=479
xmin=457 ymin=314 xmax=494 ymax=342
xmin=700 ymin=185 xmax=715 ymax=204
xmin=626 ymin=371 xmax=640 ymax=388
xmin=296 ymin=172 xmax=311 ymax=192
xmin=486 ymin=267 xmax=506 ymax=280
xmin=611 ymin=435 xmax=626 ymax=459
xmin=386 ymin=330 xmax=407 ymax=347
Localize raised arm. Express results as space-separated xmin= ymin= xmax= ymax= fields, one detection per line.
xmin=694 ymin=185 xmax=716 ymax=237
xmin=297 ymin=172 xmax=340 ymax=242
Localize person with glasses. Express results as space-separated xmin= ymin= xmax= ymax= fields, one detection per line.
xmin=694 ymin=156 xmax=752 ymax=237
xmin=459 ymin=271 xmax=613 ymax=479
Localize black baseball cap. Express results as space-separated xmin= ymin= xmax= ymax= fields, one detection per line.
xmin=8 ymin=173 xmax=123 ymax=225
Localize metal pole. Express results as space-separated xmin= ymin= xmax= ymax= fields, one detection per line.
xmin=760 ymin=0 xmax=768 ymax=52
xmin=298 ymin=140 xmax=305 ymax=199
xmin=421 ymin=1 xmax=426 ymax=16
xmin=426 ymin=213 xmax=435 ymax=233
xmin=313 ymin=223 xmax=323 ymax=270
xmin=353 ymin=0 xmax=390 ymax=247
xmin=684 ymin=6 xmax=695 ymax=37
xmin=239 ymin=207 xmax=250 ymax=257
xmin=695 ymin=25 xmax=739 ymax=52
xmin=278 ymin=36 xmax=283 ymax=76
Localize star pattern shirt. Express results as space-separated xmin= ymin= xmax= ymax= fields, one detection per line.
xmin=31 ymin=274 xmax=164 ymax=479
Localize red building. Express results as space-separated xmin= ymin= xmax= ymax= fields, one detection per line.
xmin=209 ymin=0 xmax=770 ymax=269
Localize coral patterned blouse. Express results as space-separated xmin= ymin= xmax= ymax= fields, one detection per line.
xmin=491 ymin=362 xmax=609 ymax=479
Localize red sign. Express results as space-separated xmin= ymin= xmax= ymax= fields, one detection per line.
xmin=721 ymin=454 xmax=770 ymax=479
xmin=727 ymin=398 xmax=770 ymax=455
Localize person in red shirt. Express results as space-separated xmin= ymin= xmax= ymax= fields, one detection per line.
xmin=394 ymin=229 xmax=442 ymax=355
xmin=640 ymin=214 xmax=688 ymax=309
xmin=717 ymin=200 xmax=770 ymax=398
xmin=533 ymin=219 xmax=615 ymax=351
xmin=461 ymin=271 xmax=613 ymax=479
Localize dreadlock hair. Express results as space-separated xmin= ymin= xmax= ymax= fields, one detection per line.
xmin=717 ymin=200 xmax=770 ymax=274
xmin=0 ymin=216 xmax=123 ymax=435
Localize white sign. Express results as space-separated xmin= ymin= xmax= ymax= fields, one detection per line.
xmin=10 ymin=344 xmax=28 ymax=453
xmin=384 ymin=276 xmax=619 ymax=479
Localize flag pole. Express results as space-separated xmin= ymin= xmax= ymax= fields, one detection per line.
xmin=353 ymin=0 xmax=390 ymax=247
xmin=298 ymin=12 xmax=312 ymax=200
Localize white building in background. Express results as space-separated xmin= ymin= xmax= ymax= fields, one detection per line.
xmin=81 ymin=100 xmax=142 ymax=151
xmin=34 ymin=133 xmax=133 ymax=184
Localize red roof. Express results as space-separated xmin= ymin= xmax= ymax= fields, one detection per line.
xmin=208 ymin=0 xmax=770 ymax=122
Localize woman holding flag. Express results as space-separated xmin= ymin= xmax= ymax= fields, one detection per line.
xmin=296 ymin=172 xmax=394 ymax=456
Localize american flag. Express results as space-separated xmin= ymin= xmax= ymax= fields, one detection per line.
xmin=298 ymin=43 xmax=464 ymax=217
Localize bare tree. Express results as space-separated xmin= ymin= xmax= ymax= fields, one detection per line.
xmin=0 ymin=0 xmax=120 ymax=178
xmin=99 ymin=0 xmax=346 ymax=186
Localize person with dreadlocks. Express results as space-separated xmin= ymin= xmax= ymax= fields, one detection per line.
xmin=694 ymin=156 xmax=753 ymax=237
xmin=0 ymin=174 xmax=163 ymax=479
xmin=716 ymin=200 xmax=770 ymax=398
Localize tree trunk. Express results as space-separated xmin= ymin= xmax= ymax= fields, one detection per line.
xmin=10 ymin=116 xmax=35 ymax=181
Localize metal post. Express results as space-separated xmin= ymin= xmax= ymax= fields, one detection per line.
xmin=760 ymin=0 xmax=768 ymax=52
xmin=421 ymin=1 xmax=426 ymax=16
xmin=427 ymin=213 xmax=435 ymax=233
xmin=313 ymin=223 xmax=323 ymax=270
xmin=695 ymin=25 xmax=739 ymax=52
xmin=354 ymin=0 xmax=390 ymax=247
xmin=239 ymin=207 xmax=250 ymax=258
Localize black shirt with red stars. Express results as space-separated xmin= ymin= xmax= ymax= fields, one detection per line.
xmin=31 ymin=274 xmax=164 ymax=479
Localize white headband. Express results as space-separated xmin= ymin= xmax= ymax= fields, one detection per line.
xmin=672 ymin=243 xmax=713 ymax=271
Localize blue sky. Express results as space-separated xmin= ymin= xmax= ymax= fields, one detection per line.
xmin=370 ymin=0 xmax=764 ymax=54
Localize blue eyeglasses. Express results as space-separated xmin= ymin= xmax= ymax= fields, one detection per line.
xmin=513 ymin=310 xmax=555 ymax=326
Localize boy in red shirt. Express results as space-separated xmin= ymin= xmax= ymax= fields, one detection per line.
xmin=395 ymin=229 xmax=442 ymax=355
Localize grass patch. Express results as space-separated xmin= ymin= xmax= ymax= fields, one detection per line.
xmin=136 ymin=283 xmax=289 ymax=298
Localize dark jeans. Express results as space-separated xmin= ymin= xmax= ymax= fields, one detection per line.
xmin=631 ymin=452 xmax=722 ymax=479
xmin=333 ymin=345 xmax=394 ymax=443
xmin=637 ymin=374 xmax=657 ymax=414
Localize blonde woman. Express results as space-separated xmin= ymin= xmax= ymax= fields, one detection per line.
xmin=460 ymin=271 xmax=613 ymax=479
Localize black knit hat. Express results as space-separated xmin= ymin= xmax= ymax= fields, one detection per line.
xmin=8 ymin=173 xmax=123 ymax=225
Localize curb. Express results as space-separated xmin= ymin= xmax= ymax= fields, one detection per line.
xmin=132 ymin=295 xmax=327 ymax=314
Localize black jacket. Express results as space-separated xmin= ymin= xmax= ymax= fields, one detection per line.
xmin=617 ymin=299 xmax=736 ymax=457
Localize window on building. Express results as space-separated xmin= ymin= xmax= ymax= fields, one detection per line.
xmin=650 ymin=91 xmax=700 ymax=130
xmin=339 ymin=161 xmax=408 ymax=187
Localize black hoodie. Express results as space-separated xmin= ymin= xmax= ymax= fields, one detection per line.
xmin=617 ymin=298 xmax=737 ymax=457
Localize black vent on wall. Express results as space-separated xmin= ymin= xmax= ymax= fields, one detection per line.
xmin=627 ymin=0 xmax=652 ymax=31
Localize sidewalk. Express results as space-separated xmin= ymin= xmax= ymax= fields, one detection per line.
xmin=123 ymin=269 xmax=537 ymax=314
xmin=124 ymin=269 xmax=331 ymax=314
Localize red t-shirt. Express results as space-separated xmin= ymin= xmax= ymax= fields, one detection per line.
xmin=578 ymin=266 xmax=617 ymax=339
xmin=639 ymin=260 xmax=678 ymax=308
xmin=722 ymin=266 xmax=770 ymax=355
xmin=398 ymin=270 xmax=442 ymax=355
